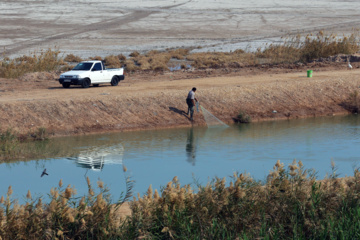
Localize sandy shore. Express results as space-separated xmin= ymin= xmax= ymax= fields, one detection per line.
xmin=0 ymin=65 xmax=359 ymax=137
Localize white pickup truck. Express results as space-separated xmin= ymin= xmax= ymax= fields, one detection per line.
xmin=58 ymin=60 xmax=125 ymax=88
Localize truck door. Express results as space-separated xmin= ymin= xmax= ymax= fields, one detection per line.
xmin=90 ymin=62 xmax=104 ymax=83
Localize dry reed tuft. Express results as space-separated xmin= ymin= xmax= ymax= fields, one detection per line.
xmin=64 ymin=54 xmax=82 ymax=63
xmin=1 ymin=161 xmax=360 ymax=238
xmin=0 ymin=164 xmax=133 ymax=239
xmin=1 ymin=31 xmax=358 ymax=79
xmin=0 ymin=49 xmax=63 ymax=78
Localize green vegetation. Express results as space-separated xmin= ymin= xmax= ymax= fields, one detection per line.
xmin=0 ymin=128 xmax=50 ymax=161
xmin=0 ymin=31 xmax=358 ymax=78
xmin=236 ymin=110 xmax=252 ymax=123
xmin=1 ymin=160 xmax=360 ymax=239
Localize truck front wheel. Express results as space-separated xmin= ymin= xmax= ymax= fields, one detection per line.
xmin=82 ymin=79 xmax=90 ymax=88
xmin=111 ymin=76 xmax=119 ymax=86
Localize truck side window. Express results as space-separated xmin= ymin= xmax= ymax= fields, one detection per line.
xmin=92 ymin=63 xmax=102 ymax=71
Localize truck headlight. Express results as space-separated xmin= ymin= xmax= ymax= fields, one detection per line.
xmin=73 ymin=75 xmax=79 ymax=79
xmin=60 ymin=75 xmax=64 ymax=78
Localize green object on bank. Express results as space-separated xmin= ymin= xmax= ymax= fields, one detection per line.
xmin=307 ymin=70 xmax=313 ymax=78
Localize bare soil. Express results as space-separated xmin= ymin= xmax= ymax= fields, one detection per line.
xmin=0 ymin=62 xmax=359 ymax=137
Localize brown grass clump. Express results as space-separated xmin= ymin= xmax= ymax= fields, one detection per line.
xmin=341 ymin=89 xmax=360 ymax=113
xmin=128 ymin=160 xmax=360 ymax=239
xmin=187 ymin=50 xmax=257 ymax=69
xmin=0 ymin=49 xmax=64 ymax=78
xmin=104 ymin=55 xmax=122 ymax=68
xmin=0 ymin=167 xmax=133 ymax=239
xmin=129 ymin=51 xmax=140 ymax=58
xmin=169 ymin=48 xmax=190 ymax=60
xmin=130 ymin=50 xmax=171 ymax=71
xmin=64 ymin=54 xmax=82 ymax=63
xmin=89 ymin=56 xmax=102 ymax=61
xmin=300 ymin=31 xmax=359 ymax=62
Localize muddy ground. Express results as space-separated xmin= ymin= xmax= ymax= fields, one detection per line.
xmin=2 ymin=0 xmax=360 ymax=59
xmin=0 ymin=61 xmax=359 ymax=137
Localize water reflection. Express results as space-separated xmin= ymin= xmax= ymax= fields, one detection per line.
xmin=67 ymin=144 xmax=124 ymax=171
xmin=186 ymin=128 xmax=197 ymax=165
xmin=2 ymin=115 xmax=360 ymax=204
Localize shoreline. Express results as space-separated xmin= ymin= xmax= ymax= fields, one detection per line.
xmin=0 ymin=68 xmax=359 ymax=138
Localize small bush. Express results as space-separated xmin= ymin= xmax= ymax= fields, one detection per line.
xmin=104 ymin=55 xmax=121 ymax=68
xmin=236 ymin=110 xmax=251 ymax=123
xmin=300 ymin=31 xmax=359 ymax=62
xmin=64 ymin=54 xmax=82 ymax=63
xmin=30 ymin=127 xmax=48 ymax=141
xmin=342 ymin=90 xmax=360 ymax=113
xmin=0 ymin=49 xmax=63 ymax=78
xmin=169 ymin=48 xmax=190 ymax=60
xmin=123 ymin=59 xmax=139 ymax=72
xmin=117 ymin=54 xmax=126 ymax=61
xmin=89 ymin=56 xmax=102 ymax=61
xmin=129 ymin=51 xmax=140 ymax=58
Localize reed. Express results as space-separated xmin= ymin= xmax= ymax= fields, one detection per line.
xmin=1 ymin=160 xmax=360 ymax=239
xmin=1 ymin=31 xmax=358 ymax=78
xmin=0 ymin=166 xmax=133 ymax=239
xmin=341 ymin=90 xmax=360 ymax=113
xmin=64 ymin=54 xmax=82 ymax=63
xmin=0 ymin=49 xmax=64 ymax=78
xmin=127 ymin=160 xmax=360 ymax=239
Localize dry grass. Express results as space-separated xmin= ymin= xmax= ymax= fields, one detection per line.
xmin=341 ymin=89 xmax=360 ymax=113
xmin=0 ymin=49 xmax=64 ymax=78
xmin=300 ymin=31 xmax=359 ymax=62
xmin=127 ymin=160 xmax=360 ymax=239
xmin=64 ymin=54 xmax=82 ymax=63
xmin=0 ymin=168 xmax=133 ymax=239
xmin=0 ymin=31 xmax=358 ymax=78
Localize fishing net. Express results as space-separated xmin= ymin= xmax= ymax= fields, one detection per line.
xmin=199 ymin=104 xmax=228 ymax=128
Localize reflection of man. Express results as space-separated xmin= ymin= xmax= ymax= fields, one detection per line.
xmin=186 ymin=128 xmax=196 ymax=165
xmin=186 ymin=87 xmax=198 ymax=121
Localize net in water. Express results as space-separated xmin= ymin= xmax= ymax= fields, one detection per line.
xmin=199 ymin=104 xmax=228 ymax=128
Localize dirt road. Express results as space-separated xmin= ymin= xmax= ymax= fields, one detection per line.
xmin=0 ymin=64 xmax=359 ymax=137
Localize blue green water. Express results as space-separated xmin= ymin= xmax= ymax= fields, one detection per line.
xmin=1 ymin=115 xmax=360 ymax=202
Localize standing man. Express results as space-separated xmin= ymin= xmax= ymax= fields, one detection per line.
xmin=186 ymin=87 xmax=198 ymax=121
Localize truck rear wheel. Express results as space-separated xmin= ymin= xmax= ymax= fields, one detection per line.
xmin=82 ymin=79 xmax=90 ymax=88
xmin=62 ymin=83 xmax=70 ymax=88
xmin=111 ymin=76 xmax=119 ymax=86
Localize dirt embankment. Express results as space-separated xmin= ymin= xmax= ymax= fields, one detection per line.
xmin=0 ymin=63 xmax=359 ymax=137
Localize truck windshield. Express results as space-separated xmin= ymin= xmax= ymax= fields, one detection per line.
xmin=72 ymin=62 xmax=93 ymax=71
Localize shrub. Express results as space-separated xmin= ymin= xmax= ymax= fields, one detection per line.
xmin=104 ymin=55 xmax=121 ymax=68
xmin=300 ymin=31 xmax=359 ymax=62
xmin=89 ymin=56 xmax=102 ymax=60
xmin=64 ymin=54 xmax=82 ymax=63
xmin=0 ymin=49 xmax=63 ymax=78
xmin=117 ymin=54 xmax=126 ymax=61
xmin=342 ymin=90 xmax=360 ymax=113
xmin=129 ymin=51 xmax=140 ymax=57
xmin=169 ymin=48 xmax=190 ymax=60
xmin=236 ymin=110 xmax=251 ymax=123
